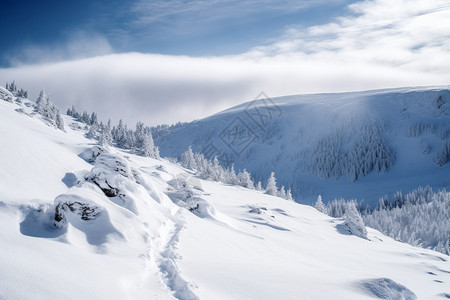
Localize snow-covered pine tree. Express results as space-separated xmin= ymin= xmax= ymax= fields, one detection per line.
xmin=86 ymin=122 xmax=99 ymax=139
xmin=90 ymin=112 xmax=98 ymax=126
xmin=55 ymin=113 xmax=65 ymax=131
xmin=99 ymin=123 xmax=111 ymax=146
xmin=141 ymin=132 xmax=159 ymax=158
xmin=256 ymin=181 xmax=263 ymax=191
xmin=326 ymin=198 xmax=348 ymax=217
xmin=278 ymin=186 xmax=286 ymax=198
xmin=265 ymin=172 xmax=278 ymax=196
xmin=344 ymin=202 xmax=368 ymax=239
xmin=35 ymin=89 xmax=47 ymax=113
xmin=6 ymin=80 xmax=17 ymax=93
xmin=125 ymin=130 xmax=136 ymax=149
xmin=134 ymin=121 xmax=146 ymax=149
xmin=376 ymin=195 xmax=390 ymax=210
xmin=237 ymin=169 xmax=254 ymax=189
xmin=81 ymin=111 xmax=90 ymax=124
xmin=225 ymin=165 xmax=239 ymax=185
xmin=286 ymin=188 xmax=293 ymax=201
xmin=114 ymin=119 xmax=128 ymax=148
xmin=181 ymin=146 xmax=196 ymax=170
xmin=66 ymin=105 xmax=79 ymax=118
xmin=363 ymin=186 xmax=450 ymax=255
xmin=314 ymin=195 xmax=326 ymax=213
xmin=34 ymin=89 xmax=64 ymax=131
xmin=211 ymin=157 xmax=224 ymax=182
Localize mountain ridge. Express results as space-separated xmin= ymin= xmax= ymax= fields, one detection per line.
xmin=154 ymin=86 xmax=450 ymax=206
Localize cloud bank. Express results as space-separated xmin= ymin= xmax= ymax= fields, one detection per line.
xmin=0 ymin=0 xmax=449 ymax=126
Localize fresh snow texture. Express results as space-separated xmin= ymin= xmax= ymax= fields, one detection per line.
xmin=1 ymin=90 xmax=450 ymax=299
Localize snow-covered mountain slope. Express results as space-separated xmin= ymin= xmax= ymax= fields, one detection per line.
xmin=1 ymin=91 xmax=450 ymax=300
xmin=153 ymin=87 xmax=450 ymax=206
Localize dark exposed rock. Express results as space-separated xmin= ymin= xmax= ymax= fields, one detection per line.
xmin=54 ymin=201 xmax=100 ymax=225
xmin=90 ymin=176 xmax=119 ymax=197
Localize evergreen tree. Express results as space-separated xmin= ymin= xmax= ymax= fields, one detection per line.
xmin=344 ymin=202 xmax=368 ymax=239
xmin=226 ymin=165 xmax=239 ymax=185
xmin=86 ymin=122 xmax=99 ymax=139
xmin=278 ymin=186 xmax=286 ymax=198
xmin=314 ymin=195 xmax=326 ymax=213
xmin=181 ymin=146 xmax=196 ymax=170
xmin=34 ymin=89 xmax=64 ymax=131
xmin=55 ymin=113 xmax=65 ymax=131
xmin=114 ymin=119 xmax=128 ymax=148
xmin=90 ymin=112 xmax=98 ymax=126
xmin=35 ymin=89 xmax=47 ymax=113
xmin=141 ymin=132 xmax=159 ymax=158
xmin=256 ymin=181 xmax=263 ymax=191
xmin=237 ymin=169 xmax=254 ymax=189
xmin=98 ymin=123 xmax=111 ymax=146
xmin=211 ymin=157 xmax=224 ymax=182
xmin=134 ymin=121 xmax=145 ymax=149
xmin=6 ymin=80 xmax=17 ymax=93
xmin=265 ymin=172 xmax=278 ymax=196
xmin=286 ymin=188 xmax=293 ymax=201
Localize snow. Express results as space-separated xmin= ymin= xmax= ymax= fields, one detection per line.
xmin=154 ymin=86 xmax=450 ymax=206
xmin=1 ymin=91 xmax=450 ymax=299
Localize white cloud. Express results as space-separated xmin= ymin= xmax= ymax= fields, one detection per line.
xmin=255 ymin=0 xmax=450 ymax=73
xmin=0 ymin=0 xmax=449 ymax=127
xmin=129 ymin=0 xmax=321 ymax=29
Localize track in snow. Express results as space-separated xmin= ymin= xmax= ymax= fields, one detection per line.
xmin=144 ymin=206 xmax=198 ymax=300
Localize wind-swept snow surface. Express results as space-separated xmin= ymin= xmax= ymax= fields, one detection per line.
xmin=154 ymin=87 xmax=450 ymax=206
xmin=1 ymin=90 xmax=450 ymax=299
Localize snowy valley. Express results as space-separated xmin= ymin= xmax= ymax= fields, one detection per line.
xmin=1 ymin=84 xmax=450 ymax=299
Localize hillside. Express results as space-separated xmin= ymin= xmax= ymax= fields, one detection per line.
xmin=153 ymin=87 xmax=450 ymax=206
xmin=1 ymin=87 xmax=450 ymax=299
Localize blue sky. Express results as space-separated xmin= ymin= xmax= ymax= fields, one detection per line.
xmin=0 ymin=0 xmax=353 ymax=65
xmin=0 ymin=0 xmax=449 ymax=126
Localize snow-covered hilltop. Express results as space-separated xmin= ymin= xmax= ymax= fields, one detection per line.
xmin=154 ymin=87 xmax=450 ymax=206
xmin=1 ymin=86 xmax=450 ymax=299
